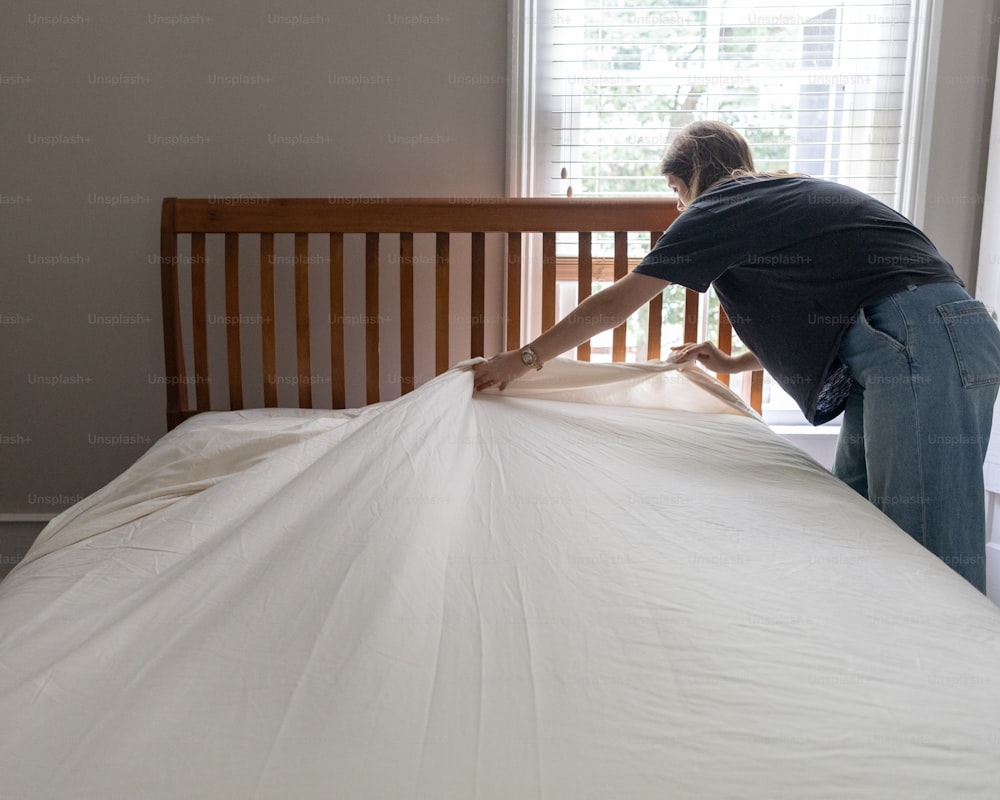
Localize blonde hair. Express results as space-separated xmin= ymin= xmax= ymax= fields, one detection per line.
xmin=659 ymin=120 xmax=801 ymax=201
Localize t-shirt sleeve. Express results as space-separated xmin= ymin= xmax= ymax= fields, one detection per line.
xmin=633 ymin=206 xmax=745 ymax=291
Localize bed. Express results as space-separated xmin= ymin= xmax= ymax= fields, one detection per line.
xmin=1 ymin=197 xmax=999 ymax=799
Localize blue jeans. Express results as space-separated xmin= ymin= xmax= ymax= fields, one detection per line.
xmin=833 ymin=282 xmax=1000 ymax=592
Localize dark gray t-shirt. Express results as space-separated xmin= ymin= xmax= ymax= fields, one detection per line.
xmin=633 ymin=176 xmax=963 ymax=424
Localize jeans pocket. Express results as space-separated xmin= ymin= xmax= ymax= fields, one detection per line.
xmin=937 ymin=300 xmax=1000 ymax=388
xmin=860 ymin=295 xmax=907 ymax=351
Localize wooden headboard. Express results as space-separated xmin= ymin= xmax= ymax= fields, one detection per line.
xmin=160 ymin=197 xmax=763 ymax=430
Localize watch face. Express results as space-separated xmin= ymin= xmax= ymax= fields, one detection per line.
xmin=521 ymin=350 xmax=534 ymax=366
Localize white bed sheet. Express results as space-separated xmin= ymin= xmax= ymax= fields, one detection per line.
xmin=2 ymin=359 xmax=999 ymax=799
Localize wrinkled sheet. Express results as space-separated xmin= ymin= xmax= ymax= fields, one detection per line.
xmin=2 ymin=358 xmax=1000 ymax=799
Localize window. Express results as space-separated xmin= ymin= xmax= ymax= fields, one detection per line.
xmin=510 ymin=0 xmax=927 ymax=419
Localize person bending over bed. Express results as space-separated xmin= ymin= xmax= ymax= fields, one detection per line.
xmin=472 ymin=119 xmax=1000 ymax=593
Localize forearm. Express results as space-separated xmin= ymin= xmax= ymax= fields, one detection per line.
xmin=530 ymin=291 xmax=625 ymax=362
xmin=527 ymin=271 xmax=668 ymax=363
xmin=472 ymin=272 xmax=667 ymax=391
xmin=667 ymin=341 xmax=762 ymax=373
xmin=729 ymin=350 xmax=763 ymax=373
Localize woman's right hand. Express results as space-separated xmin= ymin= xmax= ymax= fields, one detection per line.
xmin=473 ymin=350 xmax=531 ymax=392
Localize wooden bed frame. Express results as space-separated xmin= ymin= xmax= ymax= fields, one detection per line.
xmin=160 ymin=197 xmax=764 ymax=430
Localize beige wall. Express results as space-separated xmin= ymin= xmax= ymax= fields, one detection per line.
xmin=0 ymin=0 xmax=508 ymax=516
xmin=1 ymin=0 xmax=999 ymax=521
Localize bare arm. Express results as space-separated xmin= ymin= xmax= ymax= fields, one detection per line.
xmin=473 ymin=271 xmax=669 ymax=391
xmin=668 ymin=341 xmax=762 ymax=373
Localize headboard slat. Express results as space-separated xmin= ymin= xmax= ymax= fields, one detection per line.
xmin=471 ymin=232 xmax=486 ymax=358
xmin=684 ymin=288 xmax=699 ymax=344
xmin=435 ymin=233 xmax=450 ymax=376
xmin=541 ymin=232 xmax=556 ymax=331
xmin=612 ymin=232 xmax=628 ymax=363
xmin=260 ymin=233 xmax=278 ymax=407
xmin=329 ymin=233 xmax=345 ymax=408
xmin=746 ymin=370 xmax=765 ymax=412
xmin=294 ymin=234 xmax=312 ymax=408
xmin=365 ymin=233 xmax=380 ymax=406
xmin=717 ymin=311 xmax=734 ymax=387
xmin=191 ymin=233 xmax=210 ymax=411
xmin=224 ymin=233 xmax=243 ymax=409
xmin=506 ymin=232 xmax=522 ymax=349
xmin=577 ymin=232 xmax=592 ymax=362
xmin=398 ymin=232 xmax=415 ymax=396
xmin=646 ymin=229 xmax=664 ymax=361
xmin=159 ymin=198 xmax=187 ymax=430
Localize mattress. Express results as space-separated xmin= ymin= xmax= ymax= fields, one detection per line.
xmin=2 ymin=359 xmax=999 ymax=799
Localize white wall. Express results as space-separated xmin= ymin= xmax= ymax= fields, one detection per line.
xmin=0 ymin=0 xmax=508 ymax=522
xmin=921 ymin=0 xmax=1000 ymax=288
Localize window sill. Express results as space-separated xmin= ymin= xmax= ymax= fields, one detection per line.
xmin=768 ymin=423 xmax=840 ymax=471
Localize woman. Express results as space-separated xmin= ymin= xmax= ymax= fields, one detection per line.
xmin=473 ymin=120 xmax=1000 ymax=592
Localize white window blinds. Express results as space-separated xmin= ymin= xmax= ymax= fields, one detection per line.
xmin=529 ymin=0 xmax=916 ymax=209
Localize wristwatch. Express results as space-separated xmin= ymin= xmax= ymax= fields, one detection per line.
xmin=520 ymin=343 xmax=543 ymax=370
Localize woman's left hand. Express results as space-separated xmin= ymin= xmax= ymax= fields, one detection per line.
xmin=668 ymin=341 xmax=733 ymax=372
xmin=668 ymin=341 xmax=762 ymax=374
xmin=473 ymin=350 xmax=530 ymax=392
